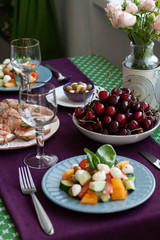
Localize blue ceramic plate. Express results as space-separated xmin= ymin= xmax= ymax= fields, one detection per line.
xmin=42 ymin=155 xmax=156 ymax=213
xmin=0 ymin=65 xmax=52 ymax=91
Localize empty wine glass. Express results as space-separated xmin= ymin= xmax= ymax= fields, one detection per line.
xmin=19 ymin=81 xmax=58 ymax=169
xmin=10 ymin=38 xmax=41 ymax=85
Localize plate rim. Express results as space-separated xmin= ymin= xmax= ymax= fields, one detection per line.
xmin=41 ymin=154 xmax=156 ymax=214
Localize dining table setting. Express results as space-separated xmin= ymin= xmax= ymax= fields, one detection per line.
xmin=0 ymin=48 xmax=160 ymax=240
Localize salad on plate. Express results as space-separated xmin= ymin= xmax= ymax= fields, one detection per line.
xmin=60 ymin=144 xmax=135 ymax=205
xmin=0 ymin=58 xmax=39 ymax=88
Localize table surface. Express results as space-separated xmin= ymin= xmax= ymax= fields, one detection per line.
xmin=0 ymin=54 xmax=159 ymax=240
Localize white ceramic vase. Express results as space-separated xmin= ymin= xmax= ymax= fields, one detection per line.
xmin=122 ymin=62 xmax=160 ymax=110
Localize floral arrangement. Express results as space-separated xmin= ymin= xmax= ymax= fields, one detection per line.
xmin=105 ymin=0 xmax=160 ymax=46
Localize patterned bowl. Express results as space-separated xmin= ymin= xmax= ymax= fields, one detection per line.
xmin=63 ymin=82 xmax=95 ymax=102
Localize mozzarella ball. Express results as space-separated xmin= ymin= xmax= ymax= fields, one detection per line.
xmin=72 ymin=184 xmax=82 ymax=196
xmin=3 ymin=75 xmax=11 ymax=83
xmin=110 ymin=167 xmax=123 ymax=178
xmin=92 ymin=170 xmax=106 ymax=181
xmin=3 ymin=58 xmax=10 ymax=65
xmin=70 ymin=163 xmax=79 ymax=169
xmin=97 ymin=164 xmax=110 ymax=174
xmin=122 ymin=164 xmax=134 ymax=174
xmin=7 ymin=63 xmax=13 ymax=71
xmin=75 ymin=169 xmax=85 ymax=181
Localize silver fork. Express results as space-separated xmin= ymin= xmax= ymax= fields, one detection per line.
xmin=18 ymin=166 xmax=54 ymax=235
xmin=44 ymin=63 xmax=71 ymax=82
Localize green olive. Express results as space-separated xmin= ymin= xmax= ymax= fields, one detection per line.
xmin=68 ymin=187 xmax=74 ymax=197
xmin=69 ymin=175 xmax=77 ymax=183
xmin=87 ymin=84 xmax=93 ymax=91
xmin=65 ymin=85 xmax=72 ymax=92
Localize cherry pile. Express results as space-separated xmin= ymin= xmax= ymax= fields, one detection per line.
xmin=74 ymin=87 xmax=159 ymax=135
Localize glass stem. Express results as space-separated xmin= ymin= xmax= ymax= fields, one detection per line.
xmin=24 ymin=73 xmax=30 ymax=84
xmin=36 ymin=127 xmax=45 ymax=159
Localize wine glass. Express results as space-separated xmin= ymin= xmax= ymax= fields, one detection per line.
xmin=19 ymin=81 xmax=58 ymax=169
xmin=10 ymin=38 xmax=41 ymax=85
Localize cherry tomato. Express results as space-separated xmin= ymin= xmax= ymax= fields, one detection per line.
xmin=79 ymin=159 xmax=89 ymax=169
xmin=85 ymin=166 xmax=93 ymax=175
xmin=105 ymin=173 xmax=112 ymax=182
xmin=5 ymin=72 xmax=14 ymax=79
xmin=78 ymin=180 xmax=92 ymax=199
xmin=103 ymin=181 xmax=113 ymax=195
xmin=30 ymin=71 xmax=39 ymax=80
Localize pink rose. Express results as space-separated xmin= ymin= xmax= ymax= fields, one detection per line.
xmin=118 ymin=12 xmax=137 ymax=28
xmin=153 ymin=15 xmax=160 ymax=32
xmin=144 ymin=0 xmax=155 ymax=11
xmin=110 ymin=11 xmax=122 ymax=28
xmin=126 ymin=3 xmax=138 ymax=14
xmin=105 ymin=2 xmax=122 ymax=17
xmin=138 ymin=0 xmax=145 ymax=9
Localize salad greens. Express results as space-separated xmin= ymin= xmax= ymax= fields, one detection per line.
xmin=84 ymin=144 xmax=116 ymax=169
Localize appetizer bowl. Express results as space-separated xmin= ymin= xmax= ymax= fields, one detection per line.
xmin=72 ymin=113 xmax=160 ymax=146
xmin=63 ymin=82 xmax=95 ymax=102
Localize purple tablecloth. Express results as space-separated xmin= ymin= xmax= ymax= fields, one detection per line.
xmin=0 ymin=58 xmax=160 ymax=240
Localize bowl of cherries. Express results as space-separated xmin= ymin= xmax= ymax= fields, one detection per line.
xmin=72 ymin=87 xmax=160 ymax=146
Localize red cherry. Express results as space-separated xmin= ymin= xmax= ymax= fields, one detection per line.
xmin=99 ymin=90 xmax=110 ymax=102
xmin=105 ymin=106 xmax=116 ymax=116
xmin=86 ymin=124 xmax=94 ymax=132
xmin=107 ymin=95 xmax=120 ymax=106
xmin=135 ymin=128 xmax=144 ymax=134
xmin=94 ymin=102 xmax=105 ymax=115
xmin=115 ymin=113 xmax=126 ymax=124
xmin=92 ymin=120 xmax=102 ymax=131
xmin=86 ymin=110 xmax=96 ymax=120
xmin=75 ymin=107 xmax=85 ymax=118
xmin=133 ymin=111 xmax=143 ymax=121
xmin=122 ymin=88 xmax=131 ymax=94
xmin=119 ymin=128 xmax=131 ymax=135
xmin=108 ymin=120 xmax=120 ymax=133
xmin=140 ymin=101 xmax=150 ymax=111
xmin=142 ymin=118 xmax=153 ymax=130
xmin=111 ymin=88 xmax=123 ymax=96
xmin=121 ymin=93 xmax=132 ymax=103
xmin=128 ymin=120 xmax=139 ymax=130
xmin=102 ymin=115 xmax=112 ymax=126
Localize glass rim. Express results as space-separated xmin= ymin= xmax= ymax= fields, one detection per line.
xmin=19 ymin=81 xmax=55 ymax=96
xmin=11 ymin=38 xmax=40 ymax=48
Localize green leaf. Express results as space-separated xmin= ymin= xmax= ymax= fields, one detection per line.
xmin=21 ymin=123 xmax=29 ymax=127
xmin=96 ymin=144 xmax=116 ymax=168
xmin=84 ymin=148 xmax=100 ymax=170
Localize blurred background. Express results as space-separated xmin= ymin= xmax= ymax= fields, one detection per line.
xmin=1 ymin=0 xmax=160 ymax=70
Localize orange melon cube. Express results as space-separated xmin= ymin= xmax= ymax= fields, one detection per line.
xmin=80 ymin=190 xmax=98 ymax=205
xmin=62 ymin=169 xmax=74 ymax=180
xmin=115 ymin=161 xmax=129 ymax=170
xmin=111 ymin=178 xmax=128 ymax=201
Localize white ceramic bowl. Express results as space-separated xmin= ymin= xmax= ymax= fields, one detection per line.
xmin=73 ymin=114 xmax=160 ymax=146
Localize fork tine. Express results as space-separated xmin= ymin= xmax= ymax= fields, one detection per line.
xmin=18 ymin=167 xmax=24 ymax=190
xmin=24 ymin=167 xmax=32 ymax=188
xmin=21 ymin=167 xmax=28 ymax=189
xmin=26 ymin=166 xmax=36 ymax=189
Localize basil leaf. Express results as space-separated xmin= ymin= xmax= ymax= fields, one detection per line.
xmin=84 ymin=148 xmax=100 ymax=170
xmin=21 ymin=123 xmax=29 ymax=127
xmin=96 ymin=144 xmax=116 ymax=167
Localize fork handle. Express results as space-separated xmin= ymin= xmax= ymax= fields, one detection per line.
xmin=44 ymin=64 xmax=60 ymax=74
xmin=31 ymin=193 xmax=54 ymax=235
